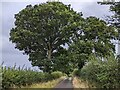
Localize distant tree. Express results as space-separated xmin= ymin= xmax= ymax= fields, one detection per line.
xmin=69 ymin=40 xmax=93 ymax=69
xmin=52 ymin=47 xmax=75 ymax=75
xmin=109 ymin=2 xmax=120 ymax=39
xmin=69 ymin=16 xmax=117 ymax=69
xmin=98 ymin=1 xmax=120 ymax=54
xmin=9 ymin=1 xmax=83 ymax=72
xmin=106 ymin=2 xmax=120 ymax=86
xmin=83 ymin=17 xmax=117 ymax=57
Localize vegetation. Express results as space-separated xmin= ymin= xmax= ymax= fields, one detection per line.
xmin=69 ymin=16 xmax=117 ymax=70
xmin=5 ymin=1 xmax=120 ymax=89
xmin=2 ymin=65 xmax=65 ymax=89
xmin=9 ymin=1 xmax=117 ymax=74
xmin=78 ymin=54 xmax=120 ymax=88
xmin=26 ymin=76 xmax=65 ymax=88
xmin=72 ymin=77 xmax=96 ymax=88
xmin=98 ymin=1 xmax=120 ymax=46
xmin=109 ymin=2 xmax=120 ymax=36
xmin=71 ymin=1 xmax=120 ymax=88
xmin=9 ymin=1 xmax=83 ymax=73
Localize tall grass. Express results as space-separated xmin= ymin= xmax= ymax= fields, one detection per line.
xmin=27 ymin=76 xmax=65 ymax=88
xmin=72 ymin=77 xmax=96 ymax=88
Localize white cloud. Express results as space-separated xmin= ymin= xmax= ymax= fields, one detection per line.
xmin=60 ymin=0 xmax=101 ymax=2
xmin=81 ymin=2 xmax=112 ymax=18
xmin=1 ymin=0 xmax=47 ymax=2
xmin=1 ymin=0 xmax=101 ymax=2
xmin=0 ymin=2 xmax=2 ymax=65
xmin=1 ymin=0 xmax=119 ymax=3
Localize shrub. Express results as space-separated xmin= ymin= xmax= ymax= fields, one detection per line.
xmin=1 ymin=66 xmax=62 ymax=89
xmin=72 ymin=69 xmax=80 ymax=76
xmin=51 ymin=71 xmax=63 ymax=79
xmin=80 ymin=54 xmax=120 ymax=88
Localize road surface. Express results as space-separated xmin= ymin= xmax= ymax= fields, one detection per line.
xmin=53 ymin=78 xmax=73 ymax=90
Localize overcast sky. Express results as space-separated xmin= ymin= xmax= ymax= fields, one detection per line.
xmin=1 ymin=0 xmax=116 ymax=70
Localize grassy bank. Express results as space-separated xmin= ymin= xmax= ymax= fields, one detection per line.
xmin=25 ymin=76 xmax=66 ymax=88
xmin=72 ymin=77 xmax=96 ymax=88
xmin=72 ymin=55 xmax=120 ymax=88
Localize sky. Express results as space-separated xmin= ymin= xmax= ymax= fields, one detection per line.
xmin=0 ymin=0 xmax=118 ymax=70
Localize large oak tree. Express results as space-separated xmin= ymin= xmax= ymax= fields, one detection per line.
xmin=9 ymin=1 xmax=83 ymax=72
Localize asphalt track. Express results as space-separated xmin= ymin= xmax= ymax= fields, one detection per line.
xmin=53 ymin=78 xmax=73 ymax=90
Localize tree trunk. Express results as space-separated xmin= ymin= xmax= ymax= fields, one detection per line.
xmin=48 ymin=49 xmax=51 ymax=60
xmin=48 ymin=42 xmax=52 ymax=60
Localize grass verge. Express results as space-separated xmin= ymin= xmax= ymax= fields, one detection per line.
xmin=72 ymin=77 xmax=96 ymax=88
xmin=24 ymin=76 xmax=66 ymax=88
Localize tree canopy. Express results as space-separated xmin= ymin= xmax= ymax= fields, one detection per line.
xmin=10 ymin=1 xmax=118 ymax=73
xmin=9 ymin=1 xmax=83 ymax=72
xmin=98 ymin=1 xmax=120 ymax=54
xmin=69 ymin=16 xmax=117 ymax=69
xmin=109 ymin=2 xmax=120 ymax=38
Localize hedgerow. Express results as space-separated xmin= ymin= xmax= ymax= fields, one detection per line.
xmin=80 ymin=54 xmax=120 ymax=88
xmin=1 ymin=65 xmax=64 ymax=89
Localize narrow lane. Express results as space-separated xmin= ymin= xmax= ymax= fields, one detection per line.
xmin=53 ymin=78 xmax=73 ymax=90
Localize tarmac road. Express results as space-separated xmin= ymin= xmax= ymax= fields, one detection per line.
xmin=53 ymin=77 xmax=73 ymax=90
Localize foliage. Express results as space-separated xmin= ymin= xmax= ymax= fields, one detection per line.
xmin=9 ymin=1 xmax=117 ymax=74
xmin=72 ymin=69 xmax=80 ymax=76
xmin=52 ymin=51 xmax=75 ymax=75
xmin=69 ymin=16 xmax=117 ymax=70
xmin=2 ymin=65 xmax=64 ymax=89
xmin=51 ymin=71 xmax=63 ymax=79
xmin=80 ymin=54 xmax=120 ymax=88
xmin=80 ymin=16 xmax=116 ymax=56
xmin=99 ymin=2 xmax=120 ymax=42
xmin=109 ymin=2 xmax=120 ymax=34
xmin=9 ymin=1 xmax=83 ymax=72
xmin=69 ymin=40 xmax=93 ymax=69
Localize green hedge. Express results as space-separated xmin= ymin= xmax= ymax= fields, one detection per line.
xmin=51 ymin=71 xmax=63 ymax=79
xmin=1 ymin=66 xmax=64 ymax=89
xmin=80 ymin=55 xmax=120 ymax=88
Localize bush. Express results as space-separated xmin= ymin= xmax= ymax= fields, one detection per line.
xmin=80 ymin=54 xmax=120 ymax=88
xmin=1 ymin=66 xmax=62 ymax=89
xmin=72 ymin=69 xmax=80 ymax=76
xmin=51 ymin=71 xmax=63 ymax=79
